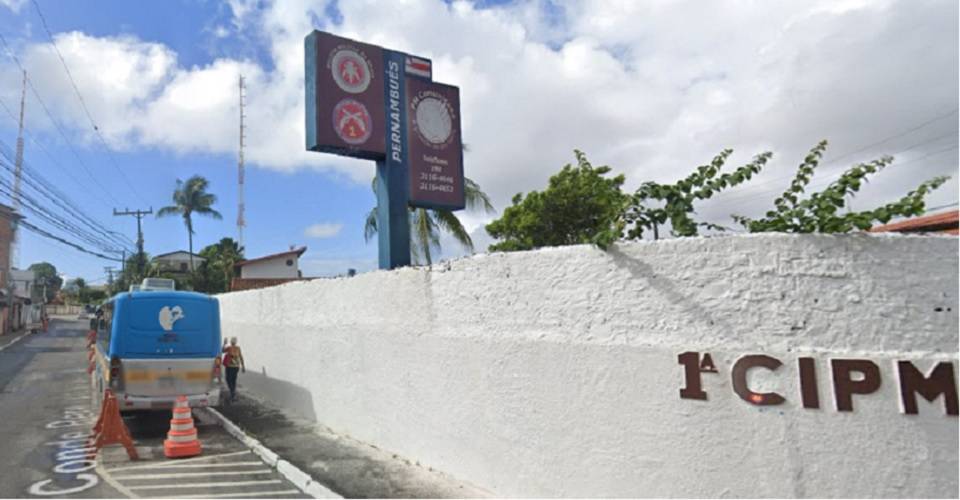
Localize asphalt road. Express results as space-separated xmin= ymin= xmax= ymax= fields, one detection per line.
xmin=0 ymin=317 xmax=307 ymax=499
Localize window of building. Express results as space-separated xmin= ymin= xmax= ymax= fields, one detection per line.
xmin=286 ymin=259 xmax=294 ymax=266
xmin=180 ymin=262 xmax=188 ymax=272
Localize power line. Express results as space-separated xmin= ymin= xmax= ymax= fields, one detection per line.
xmin=924 ymin=202 xmax=959 ymax=213
xmin=16 ymin=218 xmax=122 ymax=261
xmin=0 ymin=31 xmax=121 ymax=206
xmin=705 ymin=108 xmax=960 ymax=208
xmin=0 ymin=171 xmax=125 ymax=254
xmin=0 ymin=93 xmax=110 ymax=208
xmin=30 ymin=0 xmax=148 ymax=206
xmin=0 ymin=140 xmax=135 ymax=252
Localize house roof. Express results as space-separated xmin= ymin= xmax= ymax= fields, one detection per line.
xmin=869 ymin=210 xmax=959 ymax=235
xmin=152 ymin=251 xmax=205 ymax=260
xmin=236 ymin=247 xmax=307 ymax=268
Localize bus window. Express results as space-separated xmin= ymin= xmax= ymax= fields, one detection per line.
xmin=99 ymin=304 xmax=113 ymax=347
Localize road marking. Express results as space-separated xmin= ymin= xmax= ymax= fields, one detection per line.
xmin=106 ymin=450 xmax=252 ymax=472
xmin=0 ymin=330 xmax=31 ymax=352
xmin=96 ymin=455 xmax=140 ymax=499
xmin=112 ymin=469 xmax=273 ymax=480
xmin=157 ymin=489 xmax=303 ymax=499
xmin=107 ymin=461 xmax=264 ymax=470
xmin=128 ymin=479 xmax=283 ymax=490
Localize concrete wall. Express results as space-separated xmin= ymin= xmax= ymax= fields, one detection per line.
xmin=240 ymin=257 xmax=299 ymax=279
xmin=218 ymin=234 xmax=959 ymax=498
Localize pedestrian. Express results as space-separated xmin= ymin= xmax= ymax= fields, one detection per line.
xmin=222 ymin=336 xmax=245 ymax=402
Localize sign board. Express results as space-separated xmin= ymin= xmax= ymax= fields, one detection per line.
xmin=305 ymin=29 xmax=465 ymax=269
xmin=406 ymin=79 xmax=464 ymax=210
xmin=305 ymin=31 xmax=387 ymax=159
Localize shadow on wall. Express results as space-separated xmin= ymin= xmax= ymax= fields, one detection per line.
xmin=236 ymin=370 xmax=318 ymax=422
xmin=607 ymin=245 xmax=739 ymax=340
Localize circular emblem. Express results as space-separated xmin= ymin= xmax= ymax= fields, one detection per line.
xmin=330 ymin=48 xmax=372 ymax=94
xmin=332 ymin=98 xmax=373 ymax=145
xmin=412 ymin=93 xmax=454 ymax=149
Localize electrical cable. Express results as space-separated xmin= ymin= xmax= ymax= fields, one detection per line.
xmin=0 ymin=31 xmax=121 ymax=205
xmin=30 ymin=0 xmax=148 ymax=206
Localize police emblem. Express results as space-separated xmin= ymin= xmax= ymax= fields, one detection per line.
xmin=332 ymin=98 xmax=373 ymax=145
xmin=411 ymin=91 xmax=454 ymax=149
xmin=329 ymin=47 xmax=372 ymax=94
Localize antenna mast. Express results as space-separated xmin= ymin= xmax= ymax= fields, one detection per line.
xmin=12 ymin=70 xmax=26 ymax=269
xmin=237 ymin=74 xmax=246 ymax=249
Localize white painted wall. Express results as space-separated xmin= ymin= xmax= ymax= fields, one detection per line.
xmin=218 ymin=234 xmax=959 ymax=497
xmin=239 ymin=256 xmax=299 ymax=279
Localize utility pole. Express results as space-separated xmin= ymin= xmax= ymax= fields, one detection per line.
xmin=104 ymin=267 xmax=115 ymax=288
xmin=113 ymin=207 xmax=152 ymax=277
xmin=237 ymin=74 xmax=246 ymax=249
xmin=12 ymin=70 xmax=26 ymax=269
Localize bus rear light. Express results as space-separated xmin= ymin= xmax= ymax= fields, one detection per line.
xmin=109 ymin=356 xmax=123 ymax=389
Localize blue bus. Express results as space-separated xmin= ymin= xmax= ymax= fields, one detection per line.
xmin=91 ymin=285 xmax=222 ymax=411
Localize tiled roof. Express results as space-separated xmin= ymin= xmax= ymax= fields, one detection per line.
xmin=869 ymin=210 xmax=959 ymax=234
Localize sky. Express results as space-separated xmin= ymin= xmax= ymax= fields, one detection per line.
xmin=0 ymin=0 xmax=956 ymax=285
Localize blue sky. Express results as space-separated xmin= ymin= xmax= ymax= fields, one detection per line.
xmin=0 ymin=0 xmax=956 ymax=286
xmin=0 ymin=0 xmax=382 ymax=284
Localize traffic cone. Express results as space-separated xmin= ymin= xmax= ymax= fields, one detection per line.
xmin=164 ymin=395 xmax=202 ymax=458
xmin=91 ymin=389 xmax=138 ymax=460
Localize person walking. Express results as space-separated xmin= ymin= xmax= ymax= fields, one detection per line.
xmin=222 ymin=337 xmax=245 ymax=402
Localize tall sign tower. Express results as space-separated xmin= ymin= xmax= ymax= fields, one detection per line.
xmin=305 ymin=31 xmax=464 ymax=270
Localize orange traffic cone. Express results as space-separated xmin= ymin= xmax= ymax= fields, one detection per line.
xmin=91 ymin=389 xmax=139 ymax=460
xmin=164 ymin=395 xmax=202 ymax=458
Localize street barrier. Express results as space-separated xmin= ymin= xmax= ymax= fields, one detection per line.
xmin=164 ymin=395 xmax=202 ymax=458
xmin=90 ymin=389 xmax=138 ymax=460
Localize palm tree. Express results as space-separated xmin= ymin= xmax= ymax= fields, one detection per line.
xmin=157 ymin=176 xmax=223 ymax=272
xmin=364 ymin=177 xmax=495 ymax=265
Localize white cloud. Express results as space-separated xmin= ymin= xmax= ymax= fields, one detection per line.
xmin=303 ymin=222 xmax=343 ymax=238
xmin=0 ymin=0 xmax=955 ymax=232
xmin=0 ymin=0 xmax=27 ymax=13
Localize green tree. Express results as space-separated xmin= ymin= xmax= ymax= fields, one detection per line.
xmin=733 ymin=140 xmax=950 ymax=233
xmin=364 ymin=178 xmax=494 ymax=265
xmin=63 ymin=277 xmax=87 ymax=304
xmin=157 ymin=176 xmax=222 ymax=272
xmin=622 ymin=149 xmax=773 ymax=240
xmin=27 ymin=262 xmax=62 ymax=302
xmin=113 ymin=252 xmax=151 ymax=294
xmin=485 ymin=150 xmax=629 ymax=251
xmin=195 ymin=238 xmax=245 ymax=294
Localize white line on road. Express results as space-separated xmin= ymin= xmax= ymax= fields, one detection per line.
xmin=108 ymin=461 xmax=264 ymax=470
xmin=128 ymin=479 xmax=283 ymax=490
xmin=157 ymin=489 xmax=303 ymax=499
xmin=113 ymin=469 xmax=273 ymax=480
xmin=106 ymin=450 xmax=252 ymax=472
xmin=0 ymin=330 xmax=31 ymax=352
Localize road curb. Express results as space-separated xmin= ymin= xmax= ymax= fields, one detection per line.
xmin=0 ymin=329 xmax=33 ymax=352
xmin=199 ymin=407 xmax=342 ymax=499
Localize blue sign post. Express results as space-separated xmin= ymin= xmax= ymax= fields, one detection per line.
xmin=376 ymin=50 xmax=411 ymax=269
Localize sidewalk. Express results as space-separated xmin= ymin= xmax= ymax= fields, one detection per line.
xmin=215 ymin=390 xmax=492 ymax=498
